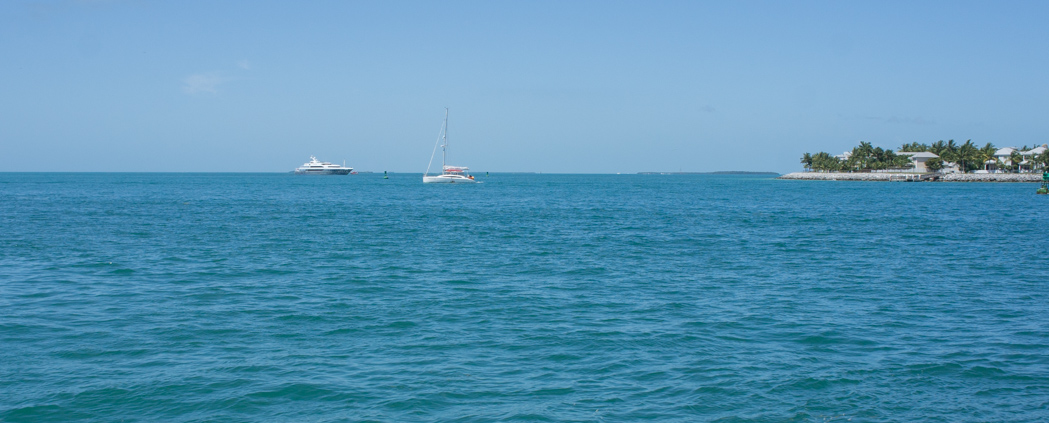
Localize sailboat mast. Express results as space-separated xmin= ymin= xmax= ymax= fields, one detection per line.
xmin=442 ymin=108 xmax=448 ymax=168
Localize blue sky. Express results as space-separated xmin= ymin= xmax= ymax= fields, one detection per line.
xmin=2 ymin=0 xmax=1048 ymax=173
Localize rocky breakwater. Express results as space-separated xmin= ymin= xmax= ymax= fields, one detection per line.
xmin=777 ymin=172 xmax=921 ymax=181
xmin=778 ymin=172 xmax=1042 ymax=182
xmin=939 ymin=173 xmax=1042 ymax=182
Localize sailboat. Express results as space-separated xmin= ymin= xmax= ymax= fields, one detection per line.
xmin=423 ymin=108 xmax=478 ymax=183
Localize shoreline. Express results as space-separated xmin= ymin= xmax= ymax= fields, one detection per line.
xmin=778 ymin=172 xmax=1042 ymax=182
xmin=637 ymin=171 xmax=779 ymax=175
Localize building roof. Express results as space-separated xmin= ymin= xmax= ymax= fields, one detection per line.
xmin=995 ymin=147 xmax=1016 ymax=156
xmin=908 ymin=152 xmax=939 ymax=159
xmin=1022 ymin=146 xmax=1047 ymax=155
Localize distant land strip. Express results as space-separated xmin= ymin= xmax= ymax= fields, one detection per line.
xmin=778 ymin=172 xmax=1042 ymax=182
xmin=638 ymin=171 xmax=780 ymax=175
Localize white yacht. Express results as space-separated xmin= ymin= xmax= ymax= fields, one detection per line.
xmin=294 ymin=156 xmax=354 ymax=175
xmin=423 ymin=108 xmax=478 ymax=183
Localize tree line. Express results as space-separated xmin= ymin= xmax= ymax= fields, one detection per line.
xmin=802 ymin=140 xmax=1049 ymax=173
xmin=800 ymin=141 xmax=910 ymax=172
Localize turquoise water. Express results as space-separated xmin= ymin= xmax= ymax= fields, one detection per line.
xmin=2 ymin=173 xmax=1048 ymax=422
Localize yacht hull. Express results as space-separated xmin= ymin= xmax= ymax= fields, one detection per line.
xmin=423 ymin=175 xmax=477 ymax=183
xmin=294 ymin=169 xmax=353 ymax=175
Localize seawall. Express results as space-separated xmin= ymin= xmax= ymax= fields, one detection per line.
xmin=778 ymin=172 xmax=1042 ymax=182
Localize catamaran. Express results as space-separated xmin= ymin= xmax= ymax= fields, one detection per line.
xmin=423 ymin=108 xmax=478 ymax=183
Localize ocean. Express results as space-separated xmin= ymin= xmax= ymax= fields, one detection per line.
xmin=2 ymin=173 xmax=1047 ymax=422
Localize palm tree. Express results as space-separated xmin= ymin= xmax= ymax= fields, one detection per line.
xmin=899 ymin=142 xmax=929 ymax=152
xmin=872 ymin=147 xmax=888 ymax=170
xmin=958 ymin=140 xmax=977 ymax=172
xmin=1010 ymin=150 xmax=1024 ymax=173
xmin=813 ymin=151 xmax=844 ymax=172
xmin=930 ymin=140 xmax=947 ymax=157
xmin=1035 ymin=152 xmax=1049 ymax=171
xmin=800 ymin=153 xmax=813 ymax=171
xmin=811 ymin=152 xmax=830 ymax=172
xmin=980 ymin=143 xmax=996 ymax=171
xmin=942 ymin=139 xmax=959 ymax=167
xmin=894 ymin=151 xmax=912 ymax=169
xmin=897 ymin=143 xmax=923 ymax=153
xmin=850 ymin=141 xmax=875 ymax=171
xmin=926 ymin=158 xmax=944 ymax=172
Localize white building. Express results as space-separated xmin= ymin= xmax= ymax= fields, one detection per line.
xmin=983 ymin=158 xmax=1000 ymax=173
xmin=994 ymin=144 xmax=1047 ymax=172
xmin=994 ymin=147 xmax=1017 ymax=162
xmin=1022 ymin=145 xmax=1048 ymax=156
xmin=1020 ymin=144 xmax=1047 ymax=172
xmin=897 ymin=151 xmax=940 ymax=172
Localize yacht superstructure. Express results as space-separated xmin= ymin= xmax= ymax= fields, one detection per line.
xmin=294 ymin=156 xmax=353 ymax=175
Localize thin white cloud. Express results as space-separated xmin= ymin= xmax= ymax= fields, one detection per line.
xmin=237 ymin=60 xmax=252 ymax=70
xmin=863 ymin=115 xmax=936 ymax=125
xmin=885 ymin=116 xmax=935 ymax=125
xmin=182 ymin=72 xmax=228 ymax=94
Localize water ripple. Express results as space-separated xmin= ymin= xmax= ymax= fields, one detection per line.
xmin=1 ymin=173 xmax=1048 ymax=422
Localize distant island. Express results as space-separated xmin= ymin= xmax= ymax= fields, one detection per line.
xmin=780 ymin=140 xmax=1048 ymax=182
xmin=638 ymin=171 xmax=779 ymax=175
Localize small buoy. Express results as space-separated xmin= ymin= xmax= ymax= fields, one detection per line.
xmin=384 ymin=171 xmax=388 ymax=179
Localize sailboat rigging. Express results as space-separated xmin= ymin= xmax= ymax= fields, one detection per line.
xmin=423 ymin=108 xmax=478 ymax=183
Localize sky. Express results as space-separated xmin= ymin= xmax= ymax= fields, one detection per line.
xmin=2 ymin=0 xmax=1048 ymax=173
